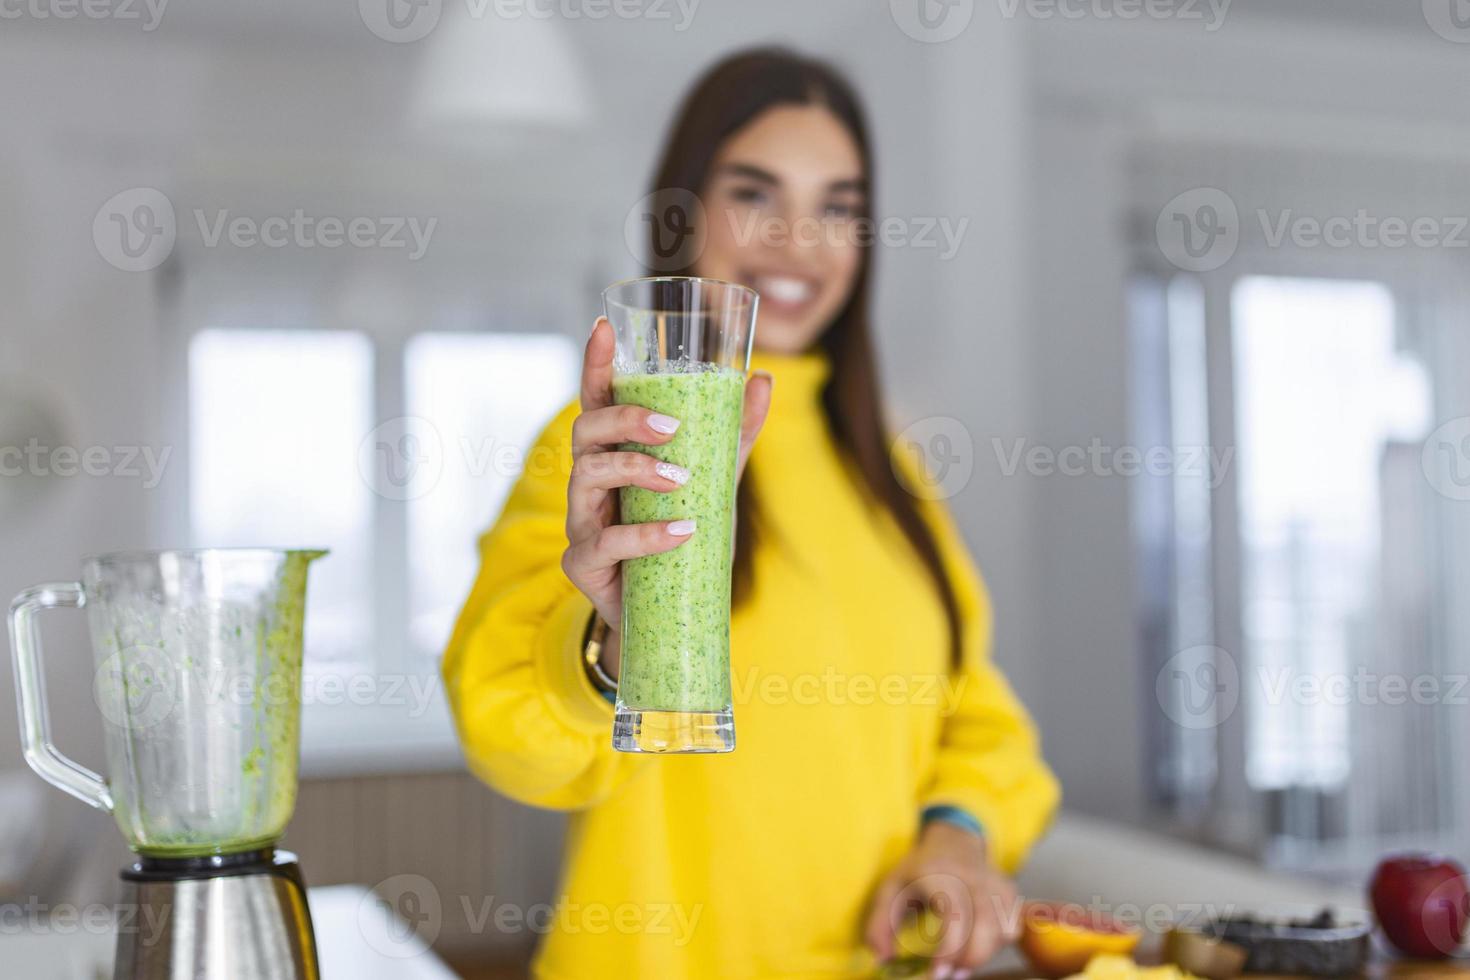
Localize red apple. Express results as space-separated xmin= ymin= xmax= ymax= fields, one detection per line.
xmin=1370 ymin=853 xmax=1470 ymax=959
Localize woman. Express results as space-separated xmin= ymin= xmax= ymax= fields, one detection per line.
xmin=443 ymin=49 xmax=1060 ymax=980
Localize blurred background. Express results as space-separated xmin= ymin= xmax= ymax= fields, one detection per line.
xmin=3 ymin=0 xmax=1470 ymax=973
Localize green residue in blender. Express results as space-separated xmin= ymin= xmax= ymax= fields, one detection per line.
xmin=132 ymin=550 xmax=319 ymax=859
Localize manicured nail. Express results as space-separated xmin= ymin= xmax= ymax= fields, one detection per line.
xmin=647 ymin=413 xmax=680 ymax=434
xmin=667 ymin=519 xmax=696 ymax=536
xmin=954 ymin=970 xmax=973 ymax=980
xmin=655 ymin=462 xmax=691 ymax=486
xmin=933 ymin=967 xmax=954 ymax=980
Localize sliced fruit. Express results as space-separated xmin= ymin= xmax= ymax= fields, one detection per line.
xmin=1019 ymin=901 xmax=1144 ymax=978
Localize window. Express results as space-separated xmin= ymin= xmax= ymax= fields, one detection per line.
xmin=189 ymin=329 xmax=375 ymax=672
xmin=1232 ymin=277 xmax=1430 ymax=795
xmin=405 ymin=333 xmax=580 ymax=661
xmin=1134 ymin=268 xmax=1460 ymax=869
xmin=188 ymin=326 xmax=579 ymax=768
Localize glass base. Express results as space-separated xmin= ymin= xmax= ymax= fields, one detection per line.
xmin=612 ymin=707 xmax=734 ymax=754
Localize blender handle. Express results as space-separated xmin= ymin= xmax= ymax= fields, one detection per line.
xmin=7 ymin=583 xmax=114 ymax=813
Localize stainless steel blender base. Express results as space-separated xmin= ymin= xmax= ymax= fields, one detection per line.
xmin=113 ymin=848 xmax=319 ymax=980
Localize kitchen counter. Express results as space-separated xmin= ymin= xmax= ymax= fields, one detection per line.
xmin=4 ymin=884 xmax=460 ymax=979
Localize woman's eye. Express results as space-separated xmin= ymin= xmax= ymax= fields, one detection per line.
xmin=824 ymin=201 xmax=859 ymax=219
xmin=727 ymin=185 xmax=769 ymax=206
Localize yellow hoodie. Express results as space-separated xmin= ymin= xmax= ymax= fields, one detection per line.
xmin=442 ymin=349 xmax=1059 ymax=979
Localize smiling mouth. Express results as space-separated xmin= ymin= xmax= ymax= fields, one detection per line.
xmin=750 ymin=273 xmax=820 ymax=313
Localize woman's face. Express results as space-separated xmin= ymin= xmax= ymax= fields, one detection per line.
xmin=694 ymin=104 xmax=867 ymax=354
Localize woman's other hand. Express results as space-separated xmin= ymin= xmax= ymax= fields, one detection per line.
xmin=865 ymin=822 xmax=1021 ymax=979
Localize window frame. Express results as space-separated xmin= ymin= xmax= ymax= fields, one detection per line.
xmin=1131 ymin=231 xmax=1470 ymax=870
xmin=159 ymin=259 xmax=594 ymax=776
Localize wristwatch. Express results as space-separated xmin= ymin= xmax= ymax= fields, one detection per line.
xmin=582 ymin=613 xmax=618 ymax=697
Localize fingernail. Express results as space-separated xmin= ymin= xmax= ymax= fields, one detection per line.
xmin=934 ymin=967 xmax=954 ymax=980
xmin=655 ymin=462 xmax=691 ymax=485
xmin=667 ymin=519 xmax=696 ymax=536
xmin=954 ymin=971 xmax=973 ymax=980
xmin=647 ymin=413 xmax=680 ymax=434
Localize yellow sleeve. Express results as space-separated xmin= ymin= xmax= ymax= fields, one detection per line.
xmin=441 ymin=400 xmax=647 ymax=810
xmin=901 ymin=451 xmax=1062 ymax=874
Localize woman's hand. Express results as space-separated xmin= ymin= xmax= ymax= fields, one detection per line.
xmin=560 ymin=317 xmax=773 ymax=661
xmin=865 ymin=822 xmax=1020 ymax=979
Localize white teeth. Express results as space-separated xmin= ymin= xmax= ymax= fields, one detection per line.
xmin=755 ymin=275 xmax=815 ymax=305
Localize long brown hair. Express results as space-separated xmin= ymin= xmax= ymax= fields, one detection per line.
xmin=646 ymin=48 xmax=962 ymax=664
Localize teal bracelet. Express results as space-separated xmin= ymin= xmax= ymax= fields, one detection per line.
xmin=920 ymin=804 xmax=985 ymax=838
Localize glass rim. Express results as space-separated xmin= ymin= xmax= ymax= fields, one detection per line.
xmin=602 ymin=275 xmax=758 ymax=306
xmin=84 ymin=547 xmax=330 ymax=568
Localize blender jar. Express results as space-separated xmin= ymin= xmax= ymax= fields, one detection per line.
xmin=8 ymin=549 xmax=325 ymax=857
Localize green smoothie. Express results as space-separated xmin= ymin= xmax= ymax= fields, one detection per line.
xmin=613 ymin=364 xmax=745 ymax=713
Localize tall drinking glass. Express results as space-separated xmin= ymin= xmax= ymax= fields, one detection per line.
xmin=603 ymin=277 xmax=757 ymax=753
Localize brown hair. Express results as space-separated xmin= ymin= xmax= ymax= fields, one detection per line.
xmin=646 ymin=48 xmax=962 ymax=663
